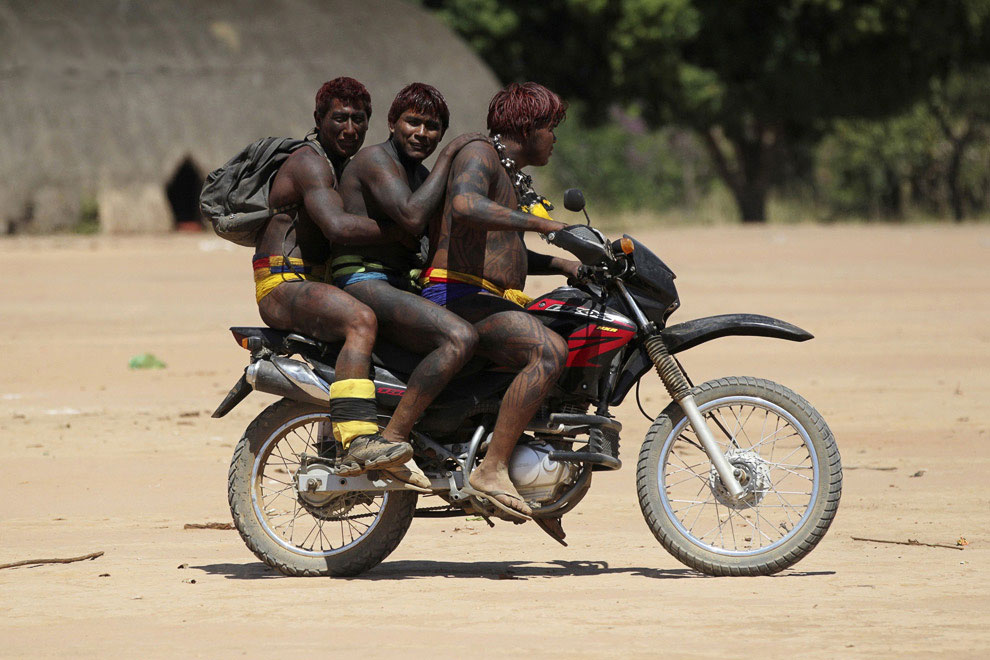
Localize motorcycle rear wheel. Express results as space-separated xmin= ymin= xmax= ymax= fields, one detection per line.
xmin=637 ymin=377 xmax=841 ymax=576
xmin=228 ymin=399 xmax=417 ymax=577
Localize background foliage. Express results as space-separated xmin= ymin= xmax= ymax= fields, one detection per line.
xmin=421 ymin=0 xmax=990 ymax=222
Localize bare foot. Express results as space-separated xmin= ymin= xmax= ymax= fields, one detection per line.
xmin=468 ymin=463 xmax=533 ymax=518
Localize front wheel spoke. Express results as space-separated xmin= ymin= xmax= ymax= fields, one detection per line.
xmin=684 ymin=480 xmax=712 ymax=533
xmin=712 ymin=409 xmax=737 ymax=451
xmin=742 ymin=502 xmax=783 ymax=542
xmin=665 ymin=470 xmax=710 ymax=489
xmin=670 ymin=447 xmax=707 ymax=472
xmin=749 ymin=415 xmax=788 ymax=448
xmin=704 ymin=410 xmax=740 ymax=449
xmin=725 ymin=406 xmax=746 ymax=447
xmin=713 ymin=497 xmax=728 ymax=548
xmin=693 ymin=519 xmax=726 ymax=544
xmin=732 ymin=405 xmax=759 ymax=447
xmin=768 ymin=443 xmax=809 ymax=468
xmin=750 ymin=428 xmax=800 ymax=453
xmin=767 ymin=462 xmax=814 ymax=470
xmin=769 ymin=464 xmax=814 ymax=482
xmin=670 ymin=500 xmax=708 ymax=517
xmin=667 ymin=456 xmax=711 ymax=474
xmin=772 ymin=492 xmax=800 ymax=527
xmin=723 ymin=507 xmax=774 ymax=544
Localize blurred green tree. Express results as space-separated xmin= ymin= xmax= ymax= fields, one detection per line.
xmin=928 ymin=66 xmax=990 ymax=220
xmin=422 ymin=0 xmax=990 ymax=222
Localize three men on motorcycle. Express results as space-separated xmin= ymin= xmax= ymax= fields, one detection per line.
xmin=256 ymin=77 xmax=576 ymax=518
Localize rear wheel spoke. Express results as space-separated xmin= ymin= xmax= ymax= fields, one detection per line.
xmin=252 ymin=413 xmax=388 ymax=557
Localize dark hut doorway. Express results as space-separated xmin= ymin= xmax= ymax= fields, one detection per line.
xmin=165 ymin=156 xmax=205 ymax=231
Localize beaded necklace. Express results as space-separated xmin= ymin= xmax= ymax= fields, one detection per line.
xmin=491 ymin=134 xmax=554 ymax=214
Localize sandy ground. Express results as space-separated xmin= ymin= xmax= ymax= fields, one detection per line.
xmin=1 ymin=224 xmax=988 ymax=658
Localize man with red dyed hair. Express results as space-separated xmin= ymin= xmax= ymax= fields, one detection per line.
xmin=419 ymin=82 xmax=580 ymax=520
xmin=254 ymin=77 xmax=413 ymax=476
xmin=332 ymin=83 xmax=484 ymax=488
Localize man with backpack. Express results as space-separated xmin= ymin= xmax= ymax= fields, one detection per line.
xmin=332 ymin=83 xmax=484 ymax=488
xmin=252 ymin=77 xmax=413 ymax=477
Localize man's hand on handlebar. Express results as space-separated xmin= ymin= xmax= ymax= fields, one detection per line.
xmin=539 ymin=219 xmax=568 ymax=236
xmin=558 ymin=259 xmax=582 ymax=279
xmin=566 ymin=264 xmax=596 ymax=286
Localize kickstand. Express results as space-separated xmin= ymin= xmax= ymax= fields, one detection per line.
xmin=533 ymin=517 xmax=568 ymax=547
xmin=478 ymin=512 xmax=496 ymax=528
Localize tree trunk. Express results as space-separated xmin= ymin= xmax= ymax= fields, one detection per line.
xmin=702 ymin=126 xmax=773 ymax=223
xmin=931 ymin=104 xmax=973 ymax=223
xmin=946 ymin=136 xmax=970 ymax=222
xmin=735 ymin=186 xmax=768 ymax=223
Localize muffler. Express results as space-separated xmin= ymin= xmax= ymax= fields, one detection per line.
xmin=246 ymin=356 xmax=332 ymax=407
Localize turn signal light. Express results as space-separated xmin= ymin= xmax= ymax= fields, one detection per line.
xmin=619 ymin=238 xmax=635 ymax=254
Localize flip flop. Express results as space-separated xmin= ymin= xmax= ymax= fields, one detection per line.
xmin=461 ymin=485 xmax=532 ymax=522
xmin=384 ymin=459 xmax=433 ymax=493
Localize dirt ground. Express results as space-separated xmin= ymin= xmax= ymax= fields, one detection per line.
xmin=1 ymin=224 xmax=987 ymax=658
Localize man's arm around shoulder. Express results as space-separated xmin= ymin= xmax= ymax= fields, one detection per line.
xmin=289 ymin=148 xmax=396 ymax=245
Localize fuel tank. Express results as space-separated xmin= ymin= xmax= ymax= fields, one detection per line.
xmin=527 ymin=286 xmax=637 ymax=395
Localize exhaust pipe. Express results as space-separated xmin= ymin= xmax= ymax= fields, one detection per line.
xmin=246 ymin=356 xmax=333 ymax=407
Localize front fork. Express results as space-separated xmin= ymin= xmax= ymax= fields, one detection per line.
xmin=644 ymin=336 xmax=746 ymax=498
xmin=614 ymin=282 xmax=745 ymax=499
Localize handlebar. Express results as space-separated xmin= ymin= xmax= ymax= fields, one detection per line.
xmin=546 ymin=224 xmax=612 ymax=266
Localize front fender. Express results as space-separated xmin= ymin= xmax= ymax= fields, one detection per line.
xmin=607 ymin=314 xmax=812 ymax=406
xmin=661 ymin=314 xmax=813 ymax=354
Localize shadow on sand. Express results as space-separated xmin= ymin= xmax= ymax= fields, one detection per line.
xmin=191 ymin=559 xmax=835 ymax=581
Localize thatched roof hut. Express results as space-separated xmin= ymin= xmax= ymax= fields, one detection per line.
xmin=0 ymin=0 xmax=499 ymax=234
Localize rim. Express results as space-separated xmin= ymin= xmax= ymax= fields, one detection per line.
xmin=658 ymin=395 xmax=820 ymax=557
xmin=251 ymin=412 xmax=388 ymax=558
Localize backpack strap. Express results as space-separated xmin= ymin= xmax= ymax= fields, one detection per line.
xmin=271 ymin=136 xmax=335 ymax=220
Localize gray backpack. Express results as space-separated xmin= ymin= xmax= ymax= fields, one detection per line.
xmin=199 ymin=136 xmax=332 ymax=246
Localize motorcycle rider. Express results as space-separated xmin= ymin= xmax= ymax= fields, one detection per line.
xmin=255 ymin=76 xmax=413 ymax=476
xmin=420 ymin=82 xmax=580 ymax=519
xmin=333 ymin=83 xmax=485 ymax=488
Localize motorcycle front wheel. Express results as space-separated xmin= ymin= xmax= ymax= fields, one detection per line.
xmin=228 ymin=399 xmax=417 ymax=577
xmin=637 ymin=377 xmax=841 ymax=576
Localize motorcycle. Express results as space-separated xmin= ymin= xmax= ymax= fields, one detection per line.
xmin=213 ymin=188 xmax=842 ymax=577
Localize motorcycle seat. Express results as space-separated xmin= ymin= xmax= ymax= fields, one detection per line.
xmin=229 ymin=326 xmax=496 ymax=377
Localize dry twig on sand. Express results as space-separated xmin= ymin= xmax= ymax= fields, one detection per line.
xmin=183 ymin=522 xmax=234 ymax=530
xmin=852 ymin=536 xmax=964 ymax=551
xmin=0 ymin=551 xmax=104 ymax=570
